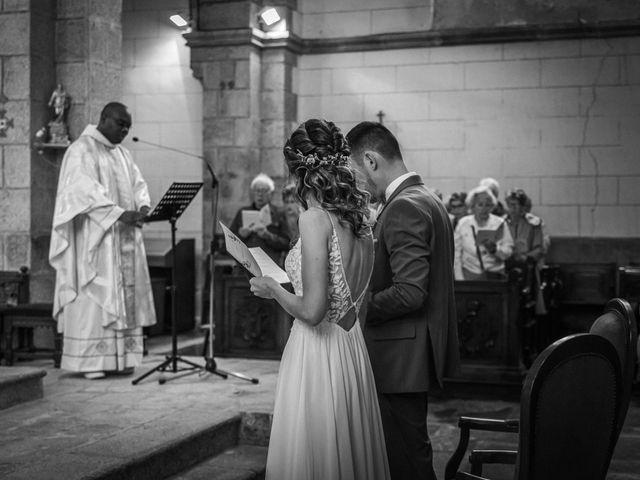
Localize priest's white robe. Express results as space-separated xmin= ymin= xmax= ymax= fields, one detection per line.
xmin=49 ymin=125 xmax=156 ymax=373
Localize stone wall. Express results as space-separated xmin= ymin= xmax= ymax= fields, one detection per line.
xmin=56 ymin=0 xmax=123 ymax=136
xmin=121 ymin=0 xmax=203 ymax=246
xmin=121 ymin=0 xmax=204 ymax=321
xmin=296 ymin=37 xmax=640 ymax=237
xmin=0 ymin=0 xmax=123 ymax=302
xmin=186 ymin=0 xmax=640 ymax=243
xmin=187 ymin=0 xmax=298 ymax=244
xmin=298 ymin=0 xmax=640 ymax=37
xmin=0 ymin=0 xmax=56 ymax=301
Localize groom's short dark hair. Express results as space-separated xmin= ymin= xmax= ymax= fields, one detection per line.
xmin=346 ymin=121 xmax=403 ymax=164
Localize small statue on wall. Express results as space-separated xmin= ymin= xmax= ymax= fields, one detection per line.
xmin=45 ymin=83 xmax=71 ymax=145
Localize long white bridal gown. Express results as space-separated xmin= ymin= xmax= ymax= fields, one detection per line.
xmin=265 ymin=209 xmax=390 ymax=480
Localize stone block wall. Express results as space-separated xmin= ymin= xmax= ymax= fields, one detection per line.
xmin=0 ymin=0 xmax=56 ymax=301
xmin=122 ymin=0 xmax=205 ymax=321
xmin=0 ymin=0 xmax=123 ymax=301
xmin=297 ymin=37 xmax=640 ymax=237
xmin=121 ymin=0 xmax=203 ymax=247
xmin=56 ymin=0 xmax=123 ymax=139
xmin=0 ymin=3 xmax=32 ymax=276
xmin=299 ymin=0 xmax=433 ymax=37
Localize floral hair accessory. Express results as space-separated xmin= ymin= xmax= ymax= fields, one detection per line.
xmin=295 ymin=150 xmax=349 ymax=168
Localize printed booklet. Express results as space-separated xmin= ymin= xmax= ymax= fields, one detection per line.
xmin=219 ymin=222 xmax=290 ymax=284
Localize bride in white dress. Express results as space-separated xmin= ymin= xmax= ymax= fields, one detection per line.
xmin=249 ymin=119 xmax=390 ymax=480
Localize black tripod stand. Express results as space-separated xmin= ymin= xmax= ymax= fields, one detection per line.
xmin=129 ymin=138 xmax=258 ymax=385
xmin=132 ymin=182 xmax=207 ymax=385
xmin=200 ymin=165 xmax=259 ymax=384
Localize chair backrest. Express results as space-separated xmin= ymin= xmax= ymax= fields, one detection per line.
xmin=589 ymin=298 xmax=638 ymax=439
xmin=0 ymin=267 xmax=29 ymax=305
xmin=516 ymin=333 xmax=621 ymax=480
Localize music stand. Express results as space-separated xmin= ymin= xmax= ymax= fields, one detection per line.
xmin=200 ymin=178 xmax=259 ymax=385
xmin=132 ymin=182 xmax=206 ymax=385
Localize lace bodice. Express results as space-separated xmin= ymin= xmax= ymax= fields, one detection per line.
xmin=284 ymin=213 xmax=373 ymax=327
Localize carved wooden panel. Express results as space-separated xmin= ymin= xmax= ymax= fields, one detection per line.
xmin=453 ymin=280 xmax=522 ymax=383
xmin=556 ymin=263 xmax=616 ymax=306
xmin=214 ymin=262 xmax=291 ymax=359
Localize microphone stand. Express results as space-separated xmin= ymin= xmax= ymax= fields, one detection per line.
xmin=133 ymin=137 xmax=258 ymax=384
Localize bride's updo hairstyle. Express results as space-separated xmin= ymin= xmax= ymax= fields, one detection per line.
xmin=283 ymin=119 xmax=371 ymax=237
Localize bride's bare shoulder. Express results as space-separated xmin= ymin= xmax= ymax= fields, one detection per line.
xmin=299 ymin=207 xmax=331 ymax=234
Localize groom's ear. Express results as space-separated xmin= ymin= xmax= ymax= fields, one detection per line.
xmin=364 ymin=151 xmax=379 ymax=171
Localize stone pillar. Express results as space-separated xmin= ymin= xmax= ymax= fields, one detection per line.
xmin=0 ymin=0 xmax=56 ymax=300
xmin=0 ymin=0 xmax=123 ymax=301
xmin=260 ymin=47 xmax=297 ymax=183
xmin=56 ymin=0 xmax=123 ymax=139
xmin=186 ymin=0 xmax=299 ymax=250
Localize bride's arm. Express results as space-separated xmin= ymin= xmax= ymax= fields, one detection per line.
xmin=250 ymin=208 xmax=329 ymax=326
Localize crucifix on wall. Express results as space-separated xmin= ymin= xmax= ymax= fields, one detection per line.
xmin=376 ymin=110 xmax=385 ymax=124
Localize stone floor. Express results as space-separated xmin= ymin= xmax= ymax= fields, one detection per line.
xmin=1 ymin=332 xmax=639 ymax=479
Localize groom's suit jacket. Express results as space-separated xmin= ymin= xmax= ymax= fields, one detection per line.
xmin=364 ymin=174 xmax=460 ymax=393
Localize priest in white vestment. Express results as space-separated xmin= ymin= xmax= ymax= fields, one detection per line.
xmin=49 ymin=102 xmax=156 ymax=379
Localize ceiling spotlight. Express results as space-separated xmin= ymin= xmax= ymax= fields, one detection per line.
xmin=259 ymin=7 xmax=280 ymax=26
xmin=169 ymin=14 xmax=188 ymax=27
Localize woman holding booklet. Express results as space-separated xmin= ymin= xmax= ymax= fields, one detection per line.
xmin=229 ymin=172 xmax=290 ymax=265
xmin=249 ymin=119 xmax=390 ymax=480
xmin=453 ymin=184 xmax=514 ymax=280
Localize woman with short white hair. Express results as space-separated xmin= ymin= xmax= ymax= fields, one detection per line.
xmin=453 ymin=185 xmax=514 ymax=280
xmin=229 ymin=172 xmax=290 ymax=265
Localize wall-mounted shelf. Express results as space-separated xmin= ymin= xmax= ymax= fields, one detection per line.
xmin=34 ymin=142 xmax=69 ymax=155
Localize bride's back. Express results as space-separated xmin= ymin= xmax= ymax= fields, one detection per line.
xmin=325 ymin=211 xmax=374 ymax=330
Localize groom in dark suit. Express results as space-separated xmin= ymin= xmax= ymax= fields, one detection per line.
xmin=347 ymin=122 xmax=460 ymax=480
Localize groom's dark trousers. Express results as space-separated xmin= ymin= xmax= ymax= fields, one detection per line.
xmin=378 ymin=392 xmax=435 ymax=480
xmin=364 ymin=175 xmax=460 ymax=480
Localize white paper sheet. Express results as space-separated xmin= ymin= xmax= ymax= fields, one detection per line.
xmin=219 ymin=222 xmax=290 ymax=284
xmin=249 ymin=247 xmax=290 ymax=284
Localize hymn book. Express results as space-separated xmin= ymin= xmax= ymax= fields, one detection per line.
xmin=474 ymin=222 xmax=504 ymax=247
xmin=474 ymin=228 xmax=499 ymax=246
xmin=241 ymin=204 xmax=272 ymax=228
xmin=219 ymin=222 xmax=290 ymax=284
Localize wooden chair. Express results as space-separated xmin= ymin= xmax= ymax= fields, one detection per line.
xmin=450 ymin=333 xmax=621 ymax=480
xmin=589 ymin=298 xmax=638 ymax=440
xmin=445 ymin=298 xmax=637 ymax=480
xmin=0 ymin=267 xmax=61 ymax=367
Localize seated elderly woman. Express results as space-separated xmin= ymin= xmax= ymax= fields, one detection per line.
xmin=479 ymin=177 xmax=506 ymax=217
xmin=505 ymin=188 xmax=545 ymax=267
xmin=454 ymin=185 xmax=514 ymax=281
xmin=230 ymin=173 xmax=290 ymax=265
xmin=504 ymin=188 xmax=549 ymax=365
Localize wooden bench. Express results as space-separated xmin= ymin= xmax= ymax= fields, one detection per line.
xmin=0 ymin=267 xmax=61 ymax=367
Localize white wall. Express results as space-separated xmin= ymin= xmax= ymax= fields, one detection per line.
xmin=297 ymin=37 xmax=640 ymax=237
xmin=122 ymin=0 xmax=203 ymax=245
xmin=122 ymin=0 xmax=204 ymax=319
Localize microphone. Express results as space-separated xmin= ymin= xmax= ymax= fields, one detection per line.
xmin=132 ymin=136 xmax=218 ymax=188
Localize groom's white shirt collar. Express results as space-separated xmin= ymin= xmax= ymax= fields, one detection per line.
xmin=384 ymin=171 xmax=417 ymax=203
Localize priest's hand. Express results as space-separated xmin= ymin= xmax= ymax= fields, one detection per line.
xmin=119 ymin=210 xmax=147 ymax=227
xmin=138 ymin=206 xmax=150 ymax=227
